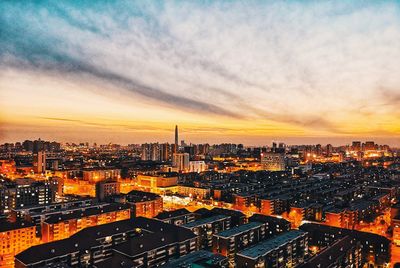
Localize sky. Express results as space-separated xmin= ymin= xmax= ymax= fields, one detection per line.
xmin=0 ymin=0 xmax=399 ymax=146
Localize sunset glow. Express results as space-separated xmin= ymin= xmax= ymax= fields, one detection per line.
xmin=1 ymin=1 xmax=399 ymax=145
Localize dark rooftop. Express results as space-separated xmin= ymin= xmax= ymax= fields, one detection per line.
xmin=162 ymin=250 xmax=227 ymax=268
xmin=44 ymin=203 xmax=130 ymax=224
xmin=0 ymin=219 xmax=34 ymax=232
xmin=301 ymin=236 xmax=357 ymax=268
xmin=16 ymin=217 xmax=196 ymax=265
xmin=156 ymin=208 xmax=193 ymax=220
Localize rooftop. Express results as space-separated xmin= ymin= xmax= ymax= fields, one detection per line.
xmin=237 ymin=230 xmax=307 ymax=259
xmin=162 ymin=250 xmax=227 ymax=268
xmin=0 ymin=220 xmax=34 ymax=232
xmin=215 ymin=222 xmax=263 ymax=238
xmin=126 ymin=189 xmax=161 ymax=202
xmin=182 ymin=215 xmax=230 ymax=229
xmin=156 ymin=208 xmax=193 ymax=220
xmin=301 ymin=236 xmax=356 ymax=268
xmin=16 ymin=217 xmax=196 ymax=265
xmin=44 ymin=203 xmax=130 ymax=224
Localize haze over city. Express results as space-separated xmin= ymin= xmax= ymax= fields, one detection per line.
xmin=1 ymin=1 xmax=399 ymax=146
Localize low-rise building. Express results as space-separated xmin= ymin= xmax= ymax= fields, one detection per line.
xmin=0 ymin=220 xmax=38 ymax=268
xmin=122 ymin=190 xmax=163 ymax=218
xmin=249 ymin=214 xmax=291 ymax=237
xmin=136 ymin=174 xmax=178 ymax=194
xmin=162 ymin=250 xmax=228 ymax=268
xmin=183 ymin=215 xmax=231 ymax=249
xmin=95 ymin=180 xmax=120 ymax=201
xmin=41 ymin=203 xmax=131 ymax=243
xmin=15 ymin=217 xmax=197 ymax=268
xmin=300 ymin=223 xmax=391 ymax=266
xmin=156 ymin=208 xmax=198 ymax=226
xmin=213 ymin=222 xmax=267 ymax=265
xmin=195 ymin=208 xmax=247 ymax=227
xmin=301 ymin=236 xmax=362 ymax=268
xmin=178 ymin=185 xmax=210 ymax=200
xmin=236 ymin=230 xmax=308 ymax=268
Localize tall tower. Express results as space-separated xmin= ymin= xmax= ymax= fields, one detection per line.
xmin=33 ymin=151 xmax=46 ymax=174
xmin=174 ymin=125 xmax=178 ymax=149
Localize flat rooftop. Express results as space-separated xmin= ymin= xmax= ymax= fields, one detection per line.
xmin=215 ymin=222 xmax=263 ymax=238
xmin=163 ymin=250 xmax=227 ymax=267
xmin=237 ymin=230 xmax=306 ymax=259
xmin=182 ymin=215 xmax=229 ymax=228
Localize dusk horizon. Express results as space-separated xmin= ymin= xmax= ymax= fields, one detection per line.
xmin=1 ymin=1 xmax=399 ymax=146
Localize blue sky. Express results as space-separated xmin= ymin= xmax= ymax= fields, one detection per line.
xmin=1 ymin=1 xmax=399 ymax=145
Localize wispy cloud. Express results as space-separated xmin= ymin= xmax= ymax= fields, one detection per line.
xmin=1 ymin=0 xmax=400 ymax=140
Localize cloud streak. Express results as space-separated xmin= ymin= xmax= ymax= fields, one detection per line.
xmin=1 ymin=0 xmax=400 ymax=140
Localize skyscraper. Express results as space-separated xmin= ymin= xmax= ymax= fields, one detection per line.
xmin=174 ymin=125 xmax=179 ymax=153
xmin=172 ymin=153 xmax=189 ymax=172
xmin=33 ymin=151 xmax=46 ymax=174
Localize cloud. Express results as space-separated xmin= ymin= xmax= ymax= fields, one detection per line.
xmin=1 ymin=0 xmax=400 ymax=137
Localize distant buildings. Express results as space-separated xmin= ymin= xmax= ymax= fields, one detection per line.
xmin=173 ymin=152 xmax=190 ymax=172
xmin=189 ymin=160 xmax=207 ymax=173
xmin=261 ymin=152 xmax=286 ymax=171
xmin=82 ymin=168 xmax=121 ymax=182
xmin=141 ymin=142 xmax=171 ymax=162
xmin=0 ymin=137 xmax=397 ymax=267
xmin=33 ymin=151 xmax=46 ymax=174
xmin=136 ymin=174 xmax=178 ymax=194
xmin=175 ymin=125 xmax=179 ymax=152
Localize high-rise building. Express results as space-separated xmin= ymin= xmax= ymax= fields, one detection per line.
xmin=150 ymin=143 xmax=160 ymax=161
xmin=173 ymin=153 xmax=190 ymax=172
xmin=364 ymin=141 xmax=376 ymax=151
xmin=141 ymin=143 xmax=162 ymax=161
xmin=175 ymin=125 xmax=179 ymax=152
xmin=33 ymin=151 xmax=46 ymax=174
xmin=141 ymin=143 xmax=150 ymax=160
xmin=352 ymin=141 xmax=361 ymax=152
xmin=326 ymin=144 xmax=333 ymax=156
xmin=160 ymin=143 xmax=170 ymax=162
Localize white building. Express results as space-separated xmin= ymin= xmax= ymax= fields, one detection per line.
xmin=189 ymin=161 xmax=207 ymax=173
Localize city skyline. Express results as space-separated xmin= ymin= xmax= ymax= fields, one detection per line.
xmin=1 ymin=1 xmax=400 ymax=145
